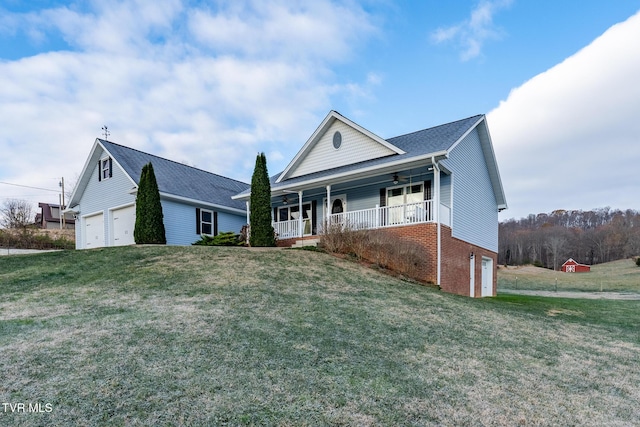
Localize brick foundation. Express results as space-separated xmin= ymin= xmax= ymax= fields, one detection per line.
xmin=277 ymin=223 xmax=497 ymax=298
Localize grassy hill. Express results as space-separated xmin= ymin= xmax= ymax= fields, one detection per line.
xmin=1 ymin=246 xmax=639 ymax=426
xmin=498 ymin=258 xmax=640 ymax=293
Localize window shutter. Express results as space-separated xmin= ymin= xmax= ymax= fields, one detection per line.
xmin=379 ymin=188 xmax=386 ymax=207
xmin=195 ymin=208 xmax=201 ymax=234
xmin=213 ymin=212 xmax=218 ymax=236
xmin=424 ymin=180 xmax=432 ymax=200
xmin=311 ymin=200 xmax=317 ymax=235
xmin=108 ymin=158 xmax=113 ymax=178
xmin=273 ymin=207 xmax=277 ymax=222
xmin=98 ymin=160 xmax=102 ymax=182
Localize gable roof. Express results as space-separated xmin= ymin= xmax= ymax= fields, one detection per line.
xmin=562 ymin=258 xmax=590 ymax=267
xmin=277 ymin=111 xmax=405 ymax=183
xmin=69 ymin=139 xmax=249 ymax=212
xmin=233 ymin=113 xmax=499 ymax=201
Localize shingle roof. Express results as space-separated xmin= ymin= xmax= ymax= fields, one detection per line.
xmin=234 ymin=114 xmax=483 ymax=197
xmin=100 ymin=140 xmax=249 ymax=211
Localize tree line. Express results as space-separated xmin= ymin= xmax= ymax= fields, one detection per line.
xmin=499 ymin=207 xmax=640 ymax=269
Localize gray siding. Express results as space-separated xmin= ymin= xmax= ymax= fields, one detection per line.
xmin=442 ymin=128 xmax=498 ymax=252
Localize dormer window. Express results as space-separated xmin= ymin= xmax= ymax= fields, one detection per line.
xmin=98 ymin=157 xmax=112 ymax=181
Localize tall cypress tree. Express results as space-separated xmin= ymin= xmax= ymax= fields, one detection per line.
xmin=249 ymin=153 xmax=275 ymax=247
xmin=134 ymin=162 xmax=166 ymax=244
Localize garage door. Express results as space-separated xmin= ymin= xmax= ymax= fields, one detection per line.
xmin=84 ymin=213 xmax=105 ymax=249
xmin=112 ymin=205 xmax=136 ymax=246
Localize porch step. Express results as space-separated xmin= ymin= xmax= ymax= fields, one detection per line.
xmin=290 ymin=238 xmax=321 ymax=248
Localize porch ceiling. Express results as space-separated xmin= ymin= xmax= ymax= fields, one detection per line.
xmin=269 ymin=152 xmax=448 ymax=195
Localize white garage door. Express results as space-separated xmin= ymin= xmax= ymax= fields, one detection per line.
xmin=84 ymin=213 xmax=105 ymax=249
xmin=112 ymin=205 xmax=136 ymax=246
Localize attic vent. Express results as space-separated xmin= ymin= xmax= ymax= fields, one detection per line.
xmin=332 ymin=131 xmax=342 ymax=149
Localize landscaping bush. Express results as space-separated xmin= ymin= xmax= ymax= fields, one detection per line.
xmin=635 ymin=257 xmax=640 ymax=267
xmin=0 ymin=228 xmax=75 ymax=250
xmin=319 ymin=222 xmax=428 ymax=282
xmin=193 ymin=232 xmax=243 ymax=246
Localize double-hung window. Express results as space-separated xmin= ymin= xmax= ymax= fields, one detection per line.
xmin=98 ymin=158 xmax=112 ymax=181
xmin=196 ymin=208 xmax=217 ymax=236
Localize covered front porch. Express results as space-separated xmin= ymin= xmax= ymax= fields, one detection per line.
xmin=272 ymin=198 xmax=451 ymax=240
xmin=264 ymin=162 xmax=452 ymax=242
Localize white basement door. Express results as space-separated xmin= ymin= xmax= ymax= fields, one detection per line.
xmin=84 ymin=212 xmax=105 ymax=249
xmin=112 ymin=205 xmax=136 ymax=246
xmin=481 ymin=257 xmax=494 ymax=297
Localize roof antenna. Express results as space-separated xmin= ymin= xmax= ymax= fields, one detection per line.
xmin=101 ymin=125 xmax=110 ymax=141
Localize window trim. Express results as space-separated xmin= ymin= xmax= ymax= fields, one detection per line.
xmin=196 ymin=208 xmax=218 ymax=236
xmin=98 ymin=157 xmax=112 ymax=181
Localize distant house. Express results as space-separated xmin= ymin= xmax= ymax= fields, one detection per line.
xmin=233 ymin=110 xmax=507 ymax=297
xmin=561 ymin=258 xmax=591 ymax=273
xmin=66 ymin=139 xmax=249 ymax=249
xmin=35 ymin=202 xmax=75 ymax=229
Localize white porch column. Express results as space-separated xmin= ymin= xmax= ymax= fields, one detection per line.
xmin=245 ymin=201 xmax=250 ymax=225
xmin=298 ymin=190 xmax=303 ymax=238
xmin=432 ymin=157 xmax=441 ymax=287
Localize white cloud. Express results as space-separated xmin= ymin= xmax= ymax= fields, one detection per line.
xmin=489 ymin=10 xmax=640 ymax=219
xmin=431 ymin=0 xmax=512 ymax=61
xmin=0 ymin=0 xmax=379 ymax=209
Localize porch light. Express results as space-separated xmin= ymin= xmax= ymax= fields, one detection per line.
xmin=470 ymin=252 xmax=475 ymax=259
xmin=393 ymin=173 xmax=399 ymax=184
xmin=282 ymin=196 xmax=288 ymax=205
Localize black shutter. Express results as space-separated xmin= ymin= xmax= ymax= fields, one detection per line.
xmin=273 ymin=207 xmax=277 ymax=222
xmin=98 ymin=160 xmax=102 ymax=182
xmin=311 ymin=200 xmax=317 ymax=235
xmin=424 ymin=180 xmax=432 ymax=201
xmin=196 ymin=208 xmax=201 ymax=234
xmin=379 ymin=188 xmax=387 ymax=227
xmin=213 ymin=212 xmax=218 ymax=236
xmin=108 ymin=158 xmax=113 ymax=178
xmin=424 ymin=180 xmax=432 ymax=221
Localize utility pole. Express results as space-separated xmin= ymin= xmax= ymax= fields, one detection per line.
xmin=59 ymin=177 xmax=65 ymax=229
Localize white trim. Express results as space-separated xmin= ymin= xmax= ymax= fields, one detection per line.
xmin=446 ymin=116 xmax=485 ymax=153
xmin=232 ymin=151 xmax=449 ymax=201
xmin=277 ymin=111 xmax=406 ymax=183
xmin=322 ymin=193 xmax=347 ymax=219
xmin=481 ymin=256 xmax=494 ymax=297
xmin=159 ymin=192 xmax=246 ymax=215
xmin=81 ymin=209 xmax=105 ymax=249
xmin=108 ymin=202 xmax=136 ymax=246
xmin=470 ymin=254 xmax=476 ymax=298
xmin=199 ymin=208 xmax=215 ymax=236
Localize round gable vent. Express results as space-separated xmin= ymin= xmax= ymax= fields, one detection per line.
xmin=332 ymin=131 xmax=342 ymax=149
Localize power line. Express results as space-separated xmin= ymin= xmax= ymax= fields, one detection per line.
xmin=0 ymin=181 xmax=60 ymax=193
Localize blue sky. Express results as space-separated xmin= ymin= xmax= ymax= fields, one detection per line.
xmin=1 ymin=0 xmax=639 ymax=221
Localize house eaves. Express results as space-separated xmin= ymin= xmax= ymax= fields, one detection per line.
xmin=233 ymin=150 xmax=449 ymax=201
xmin=276 ymin=110 xmax=405 ymax=183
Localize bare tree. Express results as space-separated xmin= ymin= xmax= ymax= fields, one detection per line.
xmin=545 ymin=227 xmax=568 ymax=271
xmin=0 ymin=199 xmax=34 ymax=230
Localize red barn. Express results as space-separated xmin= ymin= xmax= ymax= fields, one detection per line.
xmin=561 ymin=258 xmax=591 ymax=273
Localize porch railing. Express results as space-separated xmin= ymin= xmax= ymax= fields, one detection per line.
xmin=272 ymin=218 xmax=312 ymax=239
xmin=329 ymin=200 xmax=445 ymax=230
xmin=273 ymin=200 xmax=451 ymax=239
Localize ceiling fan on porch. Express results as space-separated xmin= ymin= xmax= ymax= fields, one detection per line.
xmin=391 ymin=172 xmax=411 ymax=185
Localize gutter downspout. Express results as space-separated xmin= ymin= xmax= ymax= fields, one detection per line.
xmin=432 ymin=156 xmax=441 ymax=287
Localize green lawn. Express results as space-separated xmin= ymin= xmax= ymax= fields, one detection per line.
xmin=1 ymin=246 xmax=639 ymax=426
xmin=498 ymin=259 xmax=640 ymax=293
